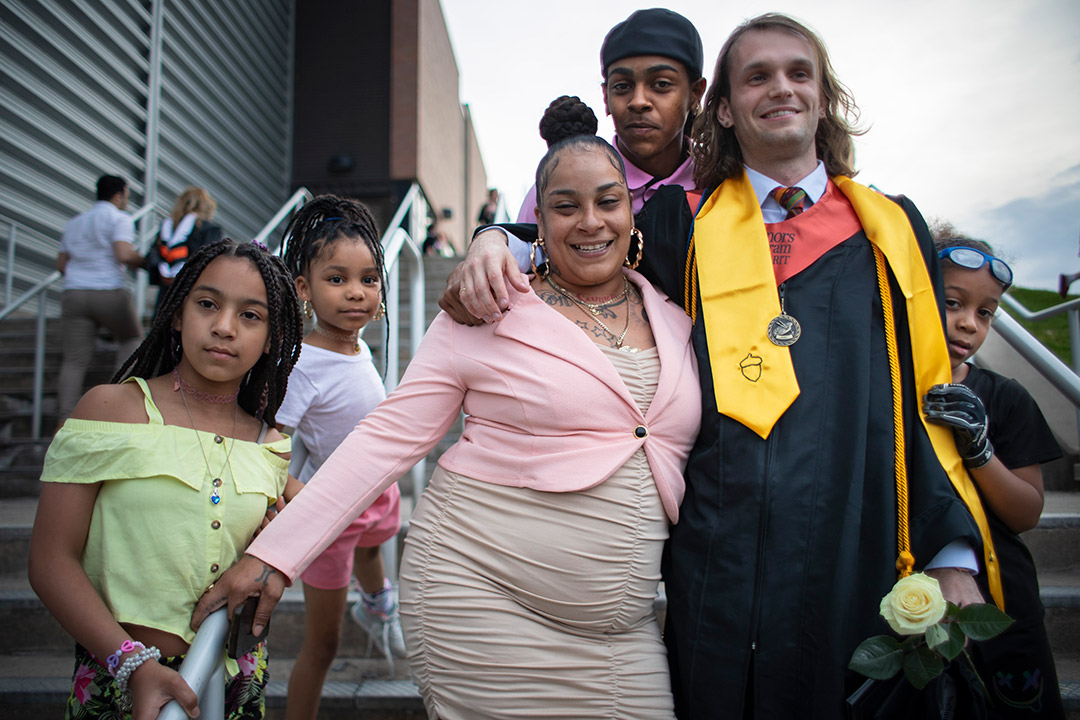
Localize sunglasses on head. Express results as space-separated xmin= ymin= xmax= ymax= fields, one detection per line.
xmin=937 ymin=246 xmax=1013 ymax=290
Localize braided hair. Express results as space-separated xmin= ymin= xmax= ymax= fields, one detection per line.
xmin=279 ymin=193 xmax=390 ymax=354
xmin=539 ymin=96 xmax=599 ymax=148
xmin=114 ymin=240 xmax=303 ymax=426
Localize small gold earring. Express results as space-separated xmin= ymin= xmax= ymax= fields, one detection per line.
xmin=302 ymin=300 xmax=313 ymax=319
xmin=373 ymin=301 xmax=386 ymax=321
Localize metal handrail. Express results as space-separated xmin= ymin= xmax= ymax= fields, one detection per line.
xmin=375 ymin=182 xmax=428 ymax=516
xmin=992 ymin=307 xmax=1080 ymax=407
xmin=156 ymin=609 xmax=229 ymax=720
xmin=994 ymin=294 xmax=1080 ymax=450
xmin=253 ymin=187 xmax=312 ymax=251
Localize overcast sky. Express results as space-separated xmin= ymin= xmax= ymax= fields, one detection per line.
xmin=440 ymin=0 xmax=1080 ymax=291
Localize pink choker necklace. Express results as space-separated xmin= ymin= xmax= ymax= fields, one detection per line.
xmin=172 ymin=369 xmax=239 ymax=404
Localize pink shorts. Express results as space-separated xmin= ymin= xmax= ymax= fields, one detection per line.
xmin=300 ymin=483 xmax=402 ymax=590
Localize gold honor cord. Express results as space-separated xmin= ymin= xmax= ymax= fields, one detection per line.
xmin=874 ymin=246 xmax=914 ymax=579
xmin=836 ymin=176 xmax=1003 ymax=610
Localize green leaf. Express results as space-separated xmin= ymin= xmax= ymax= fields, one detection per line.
xmin=945 ymin=601 xmax=962 ymax=619
xmin=849 ymin=636 xmax=904 ymax=679
xmin=902 ymin=645 xmax=944 ymax=689
xmin=925 ymin=623 xmax=948 ymax=649
xmin=957 ymin=604 xmax=1014 ymax=641
xmin=935 ymin=621 xmax=967 ymax=661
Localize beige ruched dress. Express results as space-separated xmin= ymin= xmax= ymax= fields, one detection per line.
xmin=398 ymin=345 xmax=674 ymax=719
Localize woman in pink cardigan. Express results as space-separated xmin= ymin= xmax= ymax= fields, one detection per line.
xmin=197 ymin=134 xmax=701 ymax=719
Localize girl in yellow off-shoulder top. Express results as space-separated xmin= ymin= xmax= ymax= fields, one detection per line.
xmin=29 ymin=240 xmax=304 ymax=720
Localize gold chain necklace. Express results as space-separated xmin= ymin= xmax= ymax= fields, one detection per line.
xmin=178 ymin=384 xmax=238 ymax=506
xmin=546 ymin=275 xmax=632 ymax=348
xmin=312 ymin=322 xmax=360 ymax=352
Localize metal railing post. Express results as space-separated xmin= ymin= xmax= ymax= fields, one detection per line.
xmin=1070 ymin=307 xmax=1080 ymax=450
xmin=32 ymin=292 xmax=46 ymax=437
xmin=157 ymin=608 xmax=229 ymax=720
xmin=5 ymin=222 xmax=15 ymax=305
xmin=407 ymin=198 xmax=427 ymax=506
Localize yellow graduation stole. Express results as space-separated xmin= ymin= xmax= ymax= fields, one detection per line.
xmin=691 ymin=171 xmax=1003 ymax=608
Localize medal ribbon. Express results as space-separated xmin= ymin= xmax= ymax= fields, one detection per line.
xmin=694 ymin=171 xmax=800 ymax=439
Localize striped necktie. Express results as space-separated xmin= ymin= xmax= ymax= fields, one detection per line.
xmin=773 ymin=186 xmax=807 ymax=219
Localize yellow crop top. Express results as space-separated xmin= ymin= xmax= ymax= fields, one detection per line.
xmin=40 ymin=377 xmax=290 ymax=643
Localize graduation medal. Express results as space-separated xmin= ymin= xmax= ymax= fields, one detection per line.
xmin=767 ymin=282 xmax=800 ymax=346
xmin=767 ymin=313 xmax=801 ymax=346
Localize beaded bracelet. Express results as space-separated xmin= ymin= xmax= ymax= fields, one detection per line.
xmin=114 ymin=645 xmax=162 ymax=702
xmin=105 ymin=639 xmax=145 ymax=677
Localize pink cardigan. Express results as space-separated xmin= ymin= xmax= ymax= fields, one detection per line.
xmin=249 ymin=269 xmax=701 ymax=581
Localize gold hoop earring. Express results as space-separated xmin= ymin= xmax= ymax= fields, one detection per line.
xmin=373 ymin=301 xmax=386 ymax=321
xmin=625 ymin=228 xmax=644 ymax=270
xmin=530 ymin=238 xmax=550 ymax=279
xmin=302 ymin=300 xmax=313 ymax=319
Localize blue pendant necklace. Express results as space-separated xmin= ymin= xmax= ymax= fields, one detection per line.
xmin=178 ymin=379 xmax=238 ymax=505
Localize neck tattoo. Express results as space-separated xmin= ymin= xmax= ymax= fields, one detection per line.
xmin=313 ymin=322 xmax=360 ymax=352
xmin=545 ymin=275 xmax=628 ymax=315
xmin=178 ymin=381 xmax=239 ymax=506
xmin=172 ymin=369 xmax=239 ymax=404
xmin=546 ymin=275 xmax=632 ymax=349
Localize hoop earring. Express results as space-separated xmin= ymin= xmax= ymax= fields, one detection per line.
xmin=625 ymin=228 xmax=644 ymax=270
xmin=530 ymin=238 xmax=549 ymax=279
xmin=302 ymin=300 xmax=313 ymax=319
xmin=373 ymin=301 xmax=386 ymax=321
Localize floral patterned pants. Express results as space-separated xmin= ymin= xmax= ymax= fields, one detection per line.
xmin=64 ymin=642 xmax=268 ymax=719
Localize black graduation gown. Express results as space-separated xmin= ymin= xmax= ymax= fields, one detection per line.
xmin=636 ymin=184 xmax=981 ymax=719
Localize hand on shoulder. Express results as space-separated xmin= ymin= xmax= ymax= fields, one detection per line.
xmin=67 ymin=382 xmax=148 ymax=424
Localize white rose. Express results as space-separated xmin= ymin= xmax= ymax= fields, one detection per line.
xmin=879 ymin=573 xmax=947 ymax=635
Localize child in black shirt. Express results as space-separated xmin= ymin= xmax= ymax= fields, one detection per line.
xmin=924 ymin=234 xmax=1064 ymax=718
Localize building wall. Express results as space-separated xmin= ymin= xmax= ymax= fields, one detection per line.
xmin=414 ymin=0 xmax=468 ymax=250
xmin=291 ymin=0 xmax=392 ymax=199
xmin=464 ymin=104 xmax=490 ymax=241
xmin=0 ymin=0 xmax=294 ymax=310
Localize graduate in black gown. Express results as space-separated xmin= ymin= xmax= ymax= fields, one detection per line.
xmin=443 ymin=13 xmax=1001 ymax=719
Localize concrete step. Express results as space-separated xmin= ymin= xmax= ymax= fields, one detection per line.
xmin=0 ymin=580 xmax=422 ymax=659
xmin=1023 ymin=493 xmax=1080 ymax=574
xmin=0 ymin=655 xmax=425 ymax=720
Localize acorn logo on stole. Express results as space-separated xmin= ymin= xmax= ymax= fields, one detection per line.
xmin=740 ymin=353 xmax=762 ymax=382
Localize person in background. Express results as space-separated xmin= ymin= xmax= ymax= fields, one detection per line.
xmin=148 ymin=186 xmax=223 ymax=315
xmin=925 ymin=229 xmax=1065 ymax=718
xmin=56 ymin=175 xmax=146 ymax=425
xmin=476 ymin=188 xmax=499 ymax=227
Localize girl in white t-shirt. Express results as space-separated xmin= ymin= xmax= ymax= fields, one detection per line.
xmin=277 ymin=195 xmax=404 ymax=720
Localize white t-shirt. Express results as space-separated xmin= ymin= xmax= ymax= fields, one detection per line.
xmin=60 ymin=201 xmax=136 ymax=290
xmin=276 ymin=341 xmax=386 ymax=483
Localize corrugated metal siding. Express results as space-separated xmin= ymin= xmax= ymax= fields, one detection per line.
xmin=154 ymin=0 xmax=293 ymax=239
xmin=0 ymin=0 xmax=293 ymax=314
